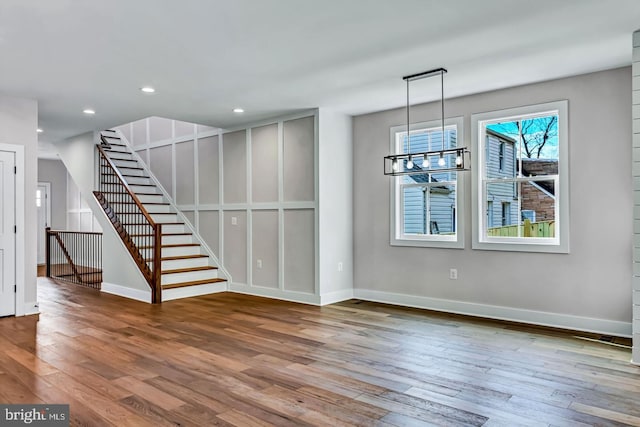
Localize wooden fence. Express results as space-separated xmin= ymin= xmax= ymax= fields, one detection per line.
xmin=487 ymin=219 xmax=555 ymax=238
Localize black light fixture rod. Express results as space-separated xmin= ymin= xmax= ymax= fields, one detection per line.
xmin=441 ymin=69 xmax=445 ymax=151
xmin=403 ymin=67 xmax=448 ymax=82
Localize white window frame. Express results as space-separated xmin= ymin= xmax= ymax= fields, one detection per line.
xmin=390 ymin=116 xmax=464 ymax=249
xmin=471 ymin=100 xmax=569 ymax=253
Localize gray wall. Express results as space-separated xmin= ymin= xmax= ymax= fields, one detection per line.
xmin=353 ymin=67 xmax=632 ymax=334
xmin=37 ymin=159 xmax=67 ymax=229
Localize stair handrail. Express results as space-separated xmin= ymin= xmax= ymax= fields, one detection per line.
xmin=94 ymin=141 xmax=163 ymax=303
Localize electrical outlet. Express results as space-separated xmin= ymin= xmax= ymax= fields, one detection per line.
xmin=257 ymin=259 xmax=263 ymax=269
xmin=338 ymin=262 xmax=343 ymax=272
xmin=231 ymin=216 xmax=237 ymax=225
xmin=449 ymin=268 xmax=458 ymax=280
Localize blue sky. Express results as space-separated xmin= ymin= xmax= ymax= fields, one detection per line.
xmin=487 ymin=115 xmax=559 ymax=160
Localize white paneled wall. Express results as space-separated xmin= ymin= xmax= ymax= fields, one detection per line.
xmin=66 ymin=171 xmax=101 ymax=232
xmin=633 ymin=30 xmax=640 ymax=365
xmin=115 ymin=114 xmax=319 ymax=303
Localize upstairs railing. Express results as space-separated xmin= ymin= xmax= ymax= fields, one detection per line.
xmin=46 ymin=228 xmax=103 ymax=288
xmin=93 ymin=137 xmax=162 ymax=303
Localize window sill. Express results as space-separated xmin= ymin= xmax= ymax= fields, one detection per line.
xmin=472 ymin=238 xmax=568 ymax=253
xmin=391 ymin=236 xmax=464 ymax=249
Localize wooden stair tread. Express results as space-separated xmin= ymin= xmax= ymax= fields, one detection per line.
xmin=162 ymin=278 xmax=226 ymax=290
xmin=162 ymin=266 xmax=217 ymax=275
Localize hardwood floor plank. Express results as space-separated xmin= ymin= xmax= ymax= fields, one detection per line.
xmin=112 ymin=376 xmax=187 ymax=410
xmin=0 ymin=278 xmax=637 ymax=426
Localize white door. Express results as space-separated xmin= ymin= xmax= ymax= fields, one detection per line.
xmin=0 ymin=151 xmax=16 ymax=317
xmin=36 ymin=183 xmax=50 ymax=265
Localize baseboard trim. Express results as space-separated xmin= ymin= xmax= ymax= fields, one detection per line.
xmin=229 ymin=283 xmax=320 ymax=305
xmin=320 ymin=289 xmax=354 ymax=305
xmin=22 ymin=301 xmax=40 ymax=316
xmin=101 ymin=282 xmax=151 ymax=303
xmin=162 ymin=282 xmax=227 ymax=301
xmin=354 ymin=289 xmax=632 ymax=338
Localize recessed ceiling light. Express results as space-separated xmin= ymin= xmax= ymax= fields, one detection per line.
xmin=83 ymin=109 xmax=96 ymax=115
xmin=141 ymin=86 xmax=155 ymax=93
xmin=36 ymin=128 xmax=43 ymax=133
xmin=233 ymin=108 xmax=244 ymax=113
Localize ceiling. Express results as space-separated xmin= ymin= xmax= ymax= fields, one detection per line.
xmin=1 ymin=0 xmax=640 ymax=152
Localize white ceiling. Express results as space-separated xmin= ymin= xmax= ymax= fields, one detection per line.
xmin=1 ymin=0 xmax=639 ymax=149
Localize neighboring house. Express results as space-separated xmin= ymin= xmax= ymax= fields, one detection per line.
xmin=520 ymin=159 xmax=557 ymax=223
xmin=404 ymin=129 xmax=457 ymax=234
xmin=485 ymin=129 xmax=518 ymax=227
xmin=484 ymin=129 xmax=558 ymax=228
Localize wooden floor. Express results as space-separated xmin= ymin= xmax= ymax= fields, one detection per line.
xmin=1 ymin=280 xmax=639 ymax=426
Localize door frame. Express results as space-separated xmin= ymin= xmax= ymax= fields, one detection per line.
xmin=36 ymin=181 xmax=51 ymax=265
xmin=0 ymin=143 xmax=25 ymax=316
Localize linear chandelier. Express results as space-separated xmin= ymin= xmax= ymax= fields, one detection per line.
xmin=384 ymin=67 xmax=470 ymax=176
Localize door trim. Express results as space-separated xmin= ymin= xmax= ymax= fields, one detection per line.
xmin=0 ymin=144 xmax=25 ymax=316
xmin=37 ymin=182 xmax=51 ymax=265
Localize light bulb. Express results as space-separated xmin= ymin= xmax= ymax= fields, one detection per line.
xmin=438 ymin=155 xmax=446 ymax=167
xmin=406 ymin=156 xmax=414 ymax=169
xmin=456 ymin=154 xmax=463 ymax=166
xmin=392 ymin=159 xmax=399 ymax=171
xmin=422 ymin=156 xmax=429 ymax=168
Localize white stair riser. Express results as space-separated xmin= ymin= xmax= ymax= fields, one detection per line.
xmin=131 ymin=234 xmax=194 ymax=247
xmin=161 ymin=269 xmax=219 ymax=286
xmin=150 ymin=213 xmax=179 ymax=223
xmin=162 ymin=282 xmax=226 ymax=301
xmin=124 ymin=176 xmax=152 ymax=185
xmin=161 ymin=257 xmax=210 ymax=270
xmin=143 ymin=204 xmax=172 ymax=213
xmin=137 ymin=245 xmax=200 ymax=258
xmin=158 ymin=223 xmax=186 ymax=234
xmin=129 ymin=184 xmax=160 ymax=194
xmin=118 ymin=167 xmax=146 ymax=177
xmin=106 ymin=151 xmax=133 ymax=160
xmin=162 ymin=246 xmax=201 ymax=258
xmin=137 ymin=194 xmax=164 ymax=204
xmin=162 ymin=235 xmax=194 ymax=245
xmin=112 ymin=159 xmax=140 ymax=168
xmin=118 ymin=213 xmax=176 ymax=224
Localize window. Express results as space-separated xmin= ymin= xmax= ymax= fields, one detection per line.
xmin=472 ymin=101 xmax=568 ymax=252
xmin=390 ymin=117 xmax=464 ymax=248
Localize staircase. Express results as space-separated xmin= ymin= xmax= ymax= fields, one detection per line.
xmin=93 ymin=130 xmax=227 ymax=302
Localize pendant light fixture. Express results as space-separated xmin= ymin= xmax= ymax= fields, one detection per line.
xmin=384 ymin=67 xmax=470 ymax=176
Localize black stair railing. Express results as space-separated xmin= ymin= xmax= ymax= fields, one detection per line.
xmin=45 ymin=227 xmax=103 ymax=288
xmin=93 ymin=138 xmax=162 ymax=303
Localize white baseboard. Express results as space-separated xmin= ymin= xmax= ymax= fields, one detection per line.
xmin=354 ymin=289 xmax=632 ymax=338
xmin=229 ymin=282 xmax=320 ymax=305
xmin=101 ymin=282 xmax=151 ymax=303
xmin=320 ymin=288 xmax=354 ymax=305
xmin=22 ymin=301 xmax=40 ymax=316
xmin=162 ymin=282 xmax=227 ymax=301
